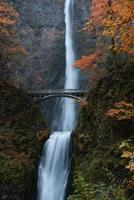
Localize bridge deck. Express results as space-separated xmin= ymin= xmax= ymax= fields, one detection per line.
xmin=28 ymin=89 xmax=88 ymax=104
xmin=29 ymin=89 xmax=88 ymax=95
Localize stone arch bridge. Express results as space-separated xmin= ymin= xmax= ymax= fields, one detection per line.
xmin=28 ymin=89 xmax=88 ymax=105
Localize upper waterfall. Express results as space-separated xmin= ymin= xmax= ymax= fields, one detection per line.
xmin=62 ymin=0 xmax=79 ymax=131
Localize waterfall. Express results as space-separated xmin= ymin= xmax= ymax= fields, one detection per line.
xmin=62 ymin=0 xmax=79 ymax=131
xmin=37 ymin=0 xmax=79 ymax=200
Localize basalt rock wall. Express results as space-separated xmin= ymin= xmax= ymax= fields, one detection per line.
xmin=10 ymin=0 xmax=91 ymax=89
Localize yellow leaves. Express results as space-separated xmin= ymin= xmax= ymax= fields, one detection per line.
xmin=119 ymin=140 xmax=134 ymax=173
xmin=121 ymin=151 xmax=134 ymax=159
xmin=119 ymin=140 xmax=130 ymax=149
xmin=121 ymin=151 xmax=134 ymax=172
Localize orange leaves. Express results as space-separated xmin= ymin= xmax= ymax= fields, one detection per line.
xmin=0 ymin=1 xmax=25 ymax=69
xmin=121 ymin=150 xmax=134 ymax=172
xmin=125 ymin=162 xmax=134 ymax=172
xmin=0 ymin=1 xmax=18 ymax=38
xmin=73 ymin=51 xmax=102 ymax=86
xmin=121 ymin=151 xmax=134 ymax=159
xmin=74 ymin=0 xmax=134 ymax=85
xmin=114 ymin=101 xmax=134 ymax=109
xmin=74 ymin=55 xmax=92 ymax=70
xmin=121 ymin=151 xmax=134 ymax=173
xmin=88 ymin=0 xmax=134 ymax=55
xmin=73 ymin=0 xmax=133 ymax=88
xmin=119 ymin=140 xmax=134 ymax=183
xmin=88 ymin=0 xmax=108 ymax=32
xmin=114 ymin=0 xmax=134 ymax=54
xmin=106 ymin=101 xmax=134 ymax=121
xmin=0 ymin=1 xmax=18 ymax=28
xmin=0 ymin=1 xmax=18 ymax=48
xmin=74 ymin=51 xmax=102 ymax=70
xmin=0 ymin=17 xmax=16 ymax=26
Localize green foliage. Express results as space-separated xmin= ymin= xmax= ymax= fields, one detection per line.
xmin=68 ymin=171 xmax=92 ymax=200
xmin=68 ymin=172 xmax=126 ymax=200
xmin=0 ymin=155 xmax=25 ymax=186
xmin=119 ymin=140 xmax=131 ymax=149
xmin=119 ymin=139 xmax=134 ymax=189
xmin=68 ymin=171 xmax=126 ymax=200
xmin=0 ymin=79 xmax=48 ymax=199
xmin=72 ymin=60 xmax=134 ymax=200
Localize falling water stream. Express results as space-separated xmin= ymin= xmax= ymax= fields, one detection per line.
xmin=38 ymin=0 xmax=79 ymax=200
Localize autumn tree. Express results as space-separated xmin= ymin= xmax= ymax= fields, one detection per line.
xmin=74 ymin=51 xmax=102 ymax=87
xmin=0 ymin=0 xmax=25 ymax=74
xmin=89 ymin=0 xmax=134 ymax=54
xmin=74 ymin=0 xmax=134 ymax=73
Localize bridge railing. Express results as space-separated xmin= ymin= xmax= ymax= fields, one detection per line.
xmin=28 ymin=89 xmax=88 ymax=94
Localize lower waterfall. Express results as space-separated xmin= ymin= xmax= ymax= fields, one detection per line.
xmin=37 ymin=0 xmax=79 ymax=200
xmin=38 ymin=132 xmax=71 ymax=200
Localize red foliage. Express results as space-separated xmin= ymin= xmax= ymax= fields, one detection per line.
xmin=74 ymin=51 xmax=102 ymax=70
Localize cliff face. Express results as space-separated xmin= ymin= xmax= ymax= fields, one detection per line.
xmin=10 ymin=0 xmax=90 ymax=89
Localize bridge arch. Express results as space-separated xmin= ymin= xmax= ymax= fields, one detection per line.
xmin=29 ymin=89 xmax=88 ymax=105
xmin=32 ymin=94 xmax=87 ymax=105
